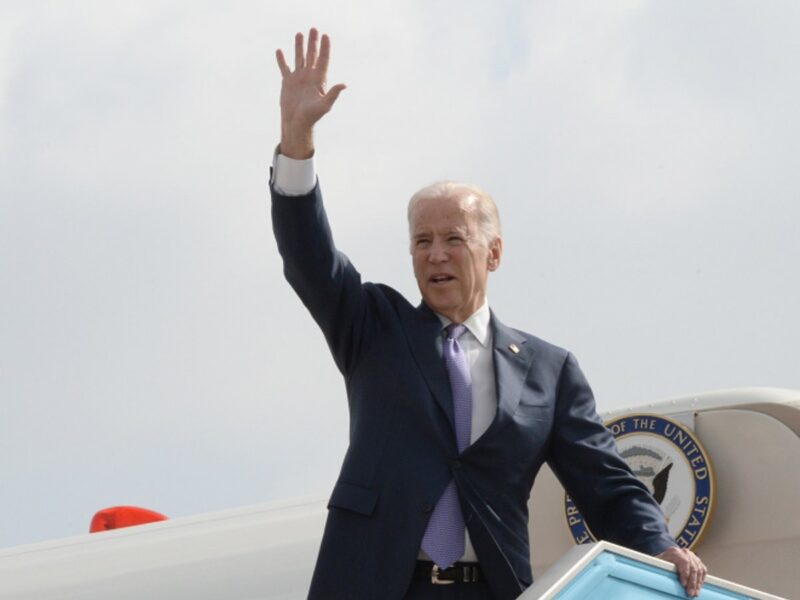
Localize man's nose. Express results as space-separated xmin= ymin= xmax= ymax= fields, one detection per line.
xmin=427 ymin=241 xmax=448 ymax=263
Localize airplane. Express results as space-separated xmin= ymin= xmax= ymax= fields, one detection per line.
xmin=1 ymin=387 xmax=796 ymax=599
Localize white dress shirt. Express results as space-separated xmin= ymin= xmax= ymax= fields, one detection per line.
xmin=272 ymin=153 xmax=498 ymax=563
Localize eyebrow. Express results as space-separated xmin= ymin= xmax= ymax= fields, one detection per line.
xmin=412 ymin=226 xmax=469 ymax=238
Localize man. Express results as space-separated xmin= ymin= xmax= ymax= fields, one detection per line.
xmin=271 ymin=28 xmax=707 ymax=600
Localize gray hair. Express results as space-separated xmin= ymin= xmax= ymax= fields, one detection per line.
xmin=407 ymin=181 xmax=502 ymax=248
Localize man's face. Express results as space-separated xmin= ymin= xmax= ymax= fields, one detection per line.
xmin=410 ymin=192 xmax=502 ymax=323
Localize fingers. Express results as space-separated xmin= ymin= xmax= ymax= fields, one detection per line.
xmin=275 ymin=49 xmax=290 ymax=77
xmin=686 ymin=551 xmax=708 ymax=597
xmin=280 ymin=29 xmax=326 ymax=74
xmin=676 ymin=548 xmax=706 ymax=597
xmin=306 ymin=28 xmax=319 ymax=68
xmin=317 ymin=33 xmax=332 ymax=74
xmin=294 ymin=32 xmax=304 ymax=70
xmin=323 ymin=83 xmax=347 ymax=108
xmin=657 ymin=546 xmax=707 ymax=597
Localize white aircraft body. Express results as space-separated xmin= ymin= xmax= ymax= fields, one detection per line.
xmin=1 ymin=388 xmax=796 ymax=599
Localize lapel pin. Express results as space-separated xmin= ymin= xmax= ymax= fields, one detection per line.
xmin=509 ymin=343 xmax=520 ymax=354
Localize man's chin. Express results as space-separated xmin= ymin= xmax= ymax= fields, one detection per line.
xmin=422 ymin=297 xmax=455 ymax=318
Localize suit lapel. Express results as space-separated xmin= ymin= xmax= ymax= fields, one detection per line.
xmin=401 ymin=303 xmax=455 ymax=430
xmin=488 ymin=313 xmax=536 ymax=432
xmin=399 ymin=306 xmax=536 ymax=440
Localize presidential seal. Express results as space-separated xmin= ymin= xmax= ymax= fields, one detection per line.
xmin=565 ymin=414 xmax=715 ymax=550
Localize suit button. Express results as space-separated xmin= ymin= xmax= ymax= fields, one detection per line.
xmin=422 ymin=503 xmax=434 ymax=514
xmin=450 ymin=459 xmax=462 ymax=470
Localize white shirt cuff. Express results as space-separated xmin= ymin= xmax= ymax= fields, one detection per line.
xmin=271 ymin=149 xmax=317 ymax=196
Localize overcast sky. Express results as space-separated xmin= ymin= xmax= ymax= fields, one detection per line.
xmin=1 ymin=1 xmax=798 ymax=548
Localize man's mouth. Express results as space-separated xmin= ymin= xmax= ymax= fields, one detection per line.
xmin=429 ymin=274 xmax=455 ymax=284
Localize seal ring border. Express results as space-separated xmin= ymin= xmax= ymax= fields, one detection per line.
xmin=562 ymin=412 xmax=716 ymax=550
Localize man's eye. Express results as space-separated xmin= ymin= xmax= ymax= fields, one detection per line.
xmin=416 ymin=239 xmax=430 ymax=247
xmin=448 ymin=236 xmax=463 ymax=243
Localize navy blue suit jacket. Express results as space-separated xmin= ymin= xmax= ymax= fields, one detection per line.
xmin=271 ymin=182 xmax=674 ymax=600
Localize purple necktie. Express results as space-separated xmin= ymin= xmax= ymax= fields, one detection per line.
xmin=421 ymin=323 xmax=472 ymax=569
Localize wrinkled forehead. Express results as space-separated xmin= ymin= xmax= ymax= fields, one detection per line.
xmin=410 ymin=190 xmax=480 ymax=228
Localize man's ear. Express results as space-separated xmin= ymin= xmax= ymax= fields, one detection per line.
xmin=487 ymin=237 xmax=503 ymax=272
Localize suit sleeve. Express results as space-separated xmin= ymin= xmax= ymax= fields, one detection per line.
xmin=547 ymin=352 xmax=676 ymax=555
xmin=271 ymin=181 xmax=371 ymax=376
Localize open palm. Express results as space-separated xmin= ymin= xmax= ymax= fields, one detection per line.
xmin=276 ymin=29 xmax=345 ymax=156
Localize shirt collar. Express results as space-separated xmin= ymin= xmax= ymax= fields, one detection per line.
xmin=435 ymin=301 xmax=492 ymax=348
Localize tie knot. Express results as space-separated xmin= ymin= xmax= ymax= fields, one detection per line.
xmin=445 ymin=323 xmax=467 ymax=341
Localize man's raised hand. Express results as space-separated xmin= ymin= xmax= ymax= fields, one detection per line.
xmin=276 ymin=28 xmax=346 ymax=159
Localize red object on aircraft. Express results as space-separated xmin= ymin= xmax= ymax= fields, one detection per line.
xmin=89 ymin=506 xmax=168 ymax=533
